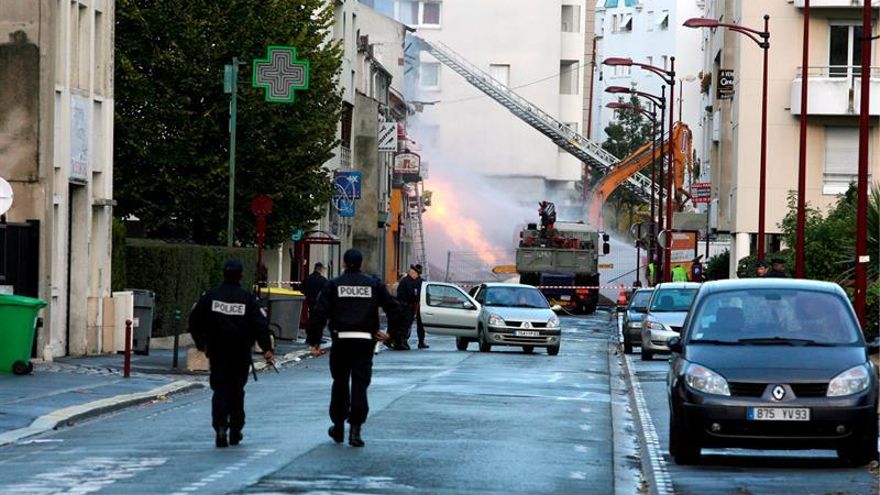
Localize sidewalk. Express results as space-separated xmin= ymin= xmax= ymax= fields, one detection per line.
xmin=0 ymin=338 xmax=317 ymax=447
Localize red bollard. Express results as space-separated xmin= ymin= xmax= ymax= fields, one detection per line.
xmin=124 ymin=319 xmax=132 ymax=378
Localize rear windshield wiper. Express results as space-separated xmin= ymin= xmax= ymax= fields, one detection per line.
xmin=688 ymin=339 xmax=743 ymax=345
xmin=736 ymin=337 xmax=830 ymax=346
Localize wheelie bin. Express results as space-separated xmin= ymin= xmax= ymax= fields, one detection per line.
xmin=0 ymin=294 xmax=47 ymax=375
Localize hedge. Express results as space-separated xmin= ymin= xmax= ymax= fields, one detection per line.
xmin=123 ymin=239 xmax=257 ymax=337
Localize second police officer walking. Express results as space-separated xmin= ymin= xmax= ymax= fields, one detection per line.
xmin=188 ymin=259 xmax=275 ymax=448
xmin=395 ymin=264 xmax=428 ymax=350
xmin=307 ymin=249 xmax=403 ymax=447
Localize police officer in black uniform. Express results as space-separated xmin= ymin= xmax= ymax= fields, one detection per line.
xmin=307 ymin=249 xmax=401 ymax=447
xmin=189 ymin=259 xmax=274 ymax=448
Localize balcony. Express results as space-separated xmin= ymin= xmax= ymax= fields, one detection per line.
xmin=790 ymin=66 xmax=880 ymax=116
xmin=793 ymin=0 xmax=879 ymax=7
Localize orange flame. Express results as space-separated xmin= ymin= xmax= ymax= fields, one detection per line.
xmin=423 ymin=179 xmax=501 ymax=266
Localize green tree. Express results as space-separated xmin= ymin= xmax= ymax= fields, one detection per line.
xmin=114 ymin=0 xmax=342 ymax=246
xmin=599 ymin=96 xmax=654 ymax=232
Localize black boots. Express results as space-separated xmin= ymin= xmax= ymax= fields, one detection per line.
xmin=328 ymin=423 xmax=344 ymax=443
xmin=229 ymin=429 xmax=243 ymax=446
xmin=349 ymin=424 xmax=365 ymax=447
xmin=418 ymin=341 xmax=429 ymax=349
xmin=215 ymin=427 xmax=229 ymax=448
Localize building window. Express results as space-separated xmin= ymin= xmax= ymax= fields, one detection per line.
xmin=659 ymin=10 xmax=670 ymax=30
xmin=420 ymin=62 xmax=440 ymax=89
xmin=647 ymin=11 xmax=654 ymax=32
xmin=829 ymin=23 xmax=866 ymax=77
xmin=561 ymin=5 xmax=581 ymax=33
xmin=824 ymin=126 xmax=871 ymax=195
xmin=661 ymin=55 xmax=668 ymax=71
xmin=646 ymin=55 xmax=653 ymax=67
xmin=396 ymin=1 xmax=441 ymax=26
xmin=422 ymin=2 xmax=441 ymax=26
xmin=560 ymin=60 xmax=579 ymax=94
xmin=611 ymin=14 xmax=619 ymax=33
xmin=489 ymin=64 xmax=510 ymax=86
xmin=621 ymin=13 xmax=633 ymax=32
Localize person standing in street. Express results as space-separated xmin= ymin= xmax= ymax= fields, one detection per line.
xmin=307 ymin=249 xmax=402 ymax=447
xmin=767 ymin=257 xmax=788 ymax=278
xmin=303 ymin=262 xmax=328 ymax=316
xmin=189 ymin=259 xmax=274 ymax=448
xmin=396 ymin=264 xmax=429 ymax=349
xmin=672 ymin=264 xmax=689 ymax=282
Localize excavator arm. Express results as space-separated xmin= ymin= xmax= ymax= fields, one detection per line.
xmin=587 ymin=123 xmax=692 ymax=227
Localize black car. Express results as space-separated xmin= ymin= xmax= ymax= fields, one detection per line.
xmin=622 ymin=288 xmax=653 ymax=354
xmin=666 ymin=279 xmax=879 ymax=465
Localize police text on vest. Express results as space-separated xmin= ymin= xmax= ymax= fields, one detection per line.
xmin=338 ymin=286 xmax=372 ymax=298
xmin=212 ymin=300 xmax=246 ymax=316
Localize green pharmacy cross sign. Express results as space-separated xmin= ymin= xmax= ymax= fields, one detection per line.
xmin=252 ymin=45 xmax=310 ymax=103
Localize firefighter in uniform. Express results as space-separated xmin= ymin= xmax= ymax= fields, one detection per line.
xmin=307 ymin=249 xmax=402 ymax=447
xmin=189 ymin=259 xmax=274 ymax=448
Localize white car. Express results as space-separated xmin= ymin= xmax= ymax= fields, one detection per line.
xmin=419 ymin=282 xmax=562 ymax=355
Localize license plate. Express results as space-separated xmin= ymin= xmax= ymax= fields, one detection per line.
xmin=515 ymin=330 xmax=540 ymax=337
xmin=560 ymin=295 xmax=571 ymax=301
xmin=747 ymin=407 xmax=810 ymax=421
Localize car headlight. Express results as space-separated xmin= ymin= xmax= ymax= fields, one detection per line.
xmin=684 ymin=363 xmax=730 ymax=396
xmin=645 ymin=320 xmax=666 ymax=331
xmin=827 ymin=364 xmax=871 ymax=397
xmin=487 ymin=313 xmax=505 ymax=327
xmin=628 ymin=321 xmax=642 ymax=329
xmin=548 ymin=315 xmax=560 ymax=328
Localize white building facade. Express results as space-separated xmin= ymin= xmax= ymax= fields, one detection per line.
xmin=0 ymin=0 xmax=115 ymax=358
xmin=592 ymin=0 xmax=705 ymax=159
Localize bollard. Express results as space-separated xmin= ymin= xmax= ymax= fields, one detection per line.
xmin=124 ymin=319 xmax=132 ymax=378
xmin=172 ymin=308 xmax=182 ymax=369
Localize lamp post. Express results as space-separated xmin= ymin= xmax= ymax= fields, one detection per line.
xmin=677 ymin=74 xmax=698 ymax=123
xmin=854 ymin=0 xmax=872 ymax=329
xmin=603 ymin=57 xmax=677 ymax=281
xmin=795 ymin=1 xmax=810 ymax=278
xmin=607 ymin=100 xmax=662 ymax=285
xmin=685 ymin=15 xmax=771 ymax=261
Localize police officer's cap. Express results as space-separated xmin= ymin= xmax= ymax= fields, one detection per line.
xmin=756 ymin=259 xmax=769 ymax=268
xmin=224 ymin=258 xmax=244 ymax=273
xmin=411 ymin=264 xmax=423 ymax=274
xmin=343 ymin=249 xmax=363 ymax=269
xmin=771 ymin=257 xmax=786 ymax=265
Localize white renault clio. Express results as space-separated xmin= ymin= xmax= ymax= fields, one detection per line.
xmin=419 ymin=282 xmax=562 ymax=355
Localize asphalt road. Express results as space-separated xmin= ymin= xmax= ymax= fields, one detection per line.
xmin=627 ymin=348 xmax=880 ymax=495
xmin=0 ymin=314 xmax=623 ymax=495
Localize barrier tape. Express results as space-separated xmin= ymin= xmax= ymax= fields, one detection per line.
xmin=268 ymin=281 xmax=639 ymax=291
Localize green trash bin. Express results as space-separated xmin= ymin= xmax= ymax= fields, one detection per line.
xmin=0 ymin=294 xmax=47 ymax=375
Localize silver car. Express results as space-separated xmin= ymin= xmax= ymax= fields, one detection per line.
xmin=641 ymin=282 xmax=700 ymax=361
xmin=418 ymin=282 xmax=562 ymax=355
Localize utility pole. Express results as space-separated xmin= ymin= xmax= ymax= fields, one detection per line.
xmin=854 ymin=0 xmax=872 ymax=328
xmin=224 ymin=58 xmax=240 ymax=247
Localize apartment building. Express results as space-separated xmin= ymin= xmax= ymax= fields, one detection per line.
xmin=0 ymin=0 xmax=115 ymax=358
xmin=592 ymin=0 xmax=705 ymax=154
xmin=698 ymin=0 xmax=880 ymax=276
xmin=368 ymin=0 xmax=594 ymax=211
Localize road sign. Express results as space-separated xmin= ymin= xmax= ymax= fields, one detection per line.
xmin=378 ymin=123 xmax=398 ymax=152
xmin=492 ymin=265 xmax=517 ymax=275
xmin=598 ymin=263 xmax=615 ymax=269
xmin=394 ymin=152 xmax=421 ymax=183
xmin=333 ymin=171 xmax=361 ymax=218
xmin=691 ymin=182 xmax=712 ymax=204
xmin=252 ymin=46 xmax=310 ymax=103
xmin=717 ymin=69 xmax=734 ymax=100
xmin=0 ymin=178 xmax=13 ymax=215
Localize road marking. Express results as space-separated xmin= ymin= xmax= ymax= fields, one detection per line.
xmin=548 ymin=372 xmax=564 ymax=383
xmin=574 ymin=444 xmax=589 ymax=453
xmin=174 ymin=448 xmax=276 ymax=493
xmin=570 ymin=471 xmax=587 ymax=480
xmin=624 ymin=354 xmax=674 ymax=495
xmin=0 ymin=457 xmax=166 ymax=495
xmin=579 ymin=424 xmax=592 ymax=431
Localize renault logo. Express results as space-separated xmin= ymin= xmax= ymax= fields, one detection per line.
xmin=522 ymin=321 xmax=532 ymax=329
xmin=771 ymin=385 xmax=786 ymax=401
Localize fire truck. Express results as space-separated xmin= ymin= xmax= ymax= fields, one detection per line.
xmin=516 ymin=202 xmax=610 ymax=314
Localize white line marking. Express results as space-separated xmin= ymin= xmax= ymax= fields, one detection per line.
xmin=570 ymin=471 xmax=587 ymax=480
xmin=625 ymin=355 xmax=674 ymax=495
xmin=574 ymin=445 xmax=589 ymax=453
xmin=0 ymin=457 xmax=166 ymax=495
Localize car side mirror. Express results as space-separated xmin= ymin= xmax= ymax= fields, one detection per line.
xmin=603 ymin=242 xmax=611 ymax=255
xmin=667 ymin=336 xmax=683 ymax=353
xmin=867 ymin=338 xmax=879 ymax=356
xmin=463 ymin=301 xmax=476 ymax=310
xmin=551 ymin=304 xmax=563 ymax=312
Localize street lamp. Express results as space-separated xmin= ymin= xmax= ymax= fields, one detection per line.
xmin=603 ymin=57 xmax=677 ymax=281
xmin=796 ymin=1 xmax=810 ymax=278
xmin=854 ymin=0 xmax=872 ymax=328
xmin=607 ymin=100 xmax=663 ymax=286
xmin=684 ymin=15 xmax=771 ymax=260
xmin=677 ymin=74 xmax=698 ymax=122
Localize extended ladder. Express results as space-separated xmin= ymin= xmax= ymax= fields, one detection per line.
xmin=406 ymin=181 xmax=430 ymax=280
xmin=410 ymin=36 xmax=660 ymax=205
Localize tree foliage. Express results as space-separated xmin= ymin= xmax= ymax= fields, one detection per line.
xmin=704 ymin=250 xmax=730 ymax=281
xmin=114 ymin=0 xmax=343 ymax=246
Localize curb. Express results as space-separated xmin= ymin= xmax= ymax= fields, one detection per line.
xmin=620 ymin=352 xmax=675 ymax=495
xmin=0 ymin=380 xmax=204 ymax=448
xmin=253 ymin=347 xmax=318 ymax=372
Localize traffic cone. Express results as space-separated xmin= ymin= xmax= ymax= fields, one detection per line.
xmin=617 ymin=286 xmax=629 ymax=308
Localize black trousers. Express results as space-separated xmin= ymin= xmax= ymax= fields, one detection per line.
xmin=209 ymin=358 xmax=250 ymax=431
xmin=415 ymin=309 xmax=426 ymax=343
xmin=398 ymin=310 xmax=414 ymax=344
xmin=329 ymin=339 xmax=374 ymax=426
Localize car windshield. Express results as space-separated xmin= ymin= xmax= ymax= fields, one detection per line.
xmin=688 ymin=289 xmax=861 ymax=346
xmin=483 ymin=287 xmax=549 ymax=309
xmin=649 ymin=289 xmax=697 ymax=312
xmin=629 ymin=291 xmax=652 ymax=310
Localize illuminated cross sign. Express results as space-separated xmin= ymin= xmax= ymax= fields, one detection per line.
xmin=252 ymin=46 xmax=310 ymax=103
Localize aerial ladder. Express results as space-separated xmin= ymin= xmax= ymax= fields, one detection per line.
xmin=406 ymin=181 xmax=430 ymax=279
xmin=409 ymin=36 xmax=661 ymax=208
xmin=587 ymin=123 xmax=693 ymax=227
